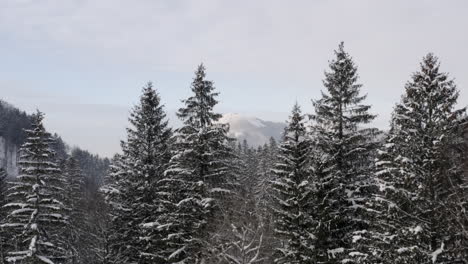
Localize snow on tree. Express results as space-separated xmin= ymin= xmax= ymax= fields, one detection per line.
xmin=220 ymin=222 xmax=264 ymax=264
xmin=309 ymin=42 xmax=380 ymax=263
xmin=159 ymin=64 xmax=237 ymax=263
xmin=373 ymin=53 xmax=468 ymax=263
xmin=0 ymin=168 xmax=9 ymax=262
xmin=271 ymin=103 xmax=316 ymax=263
xmin=1 ymin=111 xmax=69 ymax=264
xmin=250 ymin=138 xmax=279 ymax=262
xmin=101 ymin=153 xmax=128 ymax=263
xmin=217 ymin=140 xmax=265 ymax=264
xmin=101 ymin=82 xmax=172 ymax=264
xmin=62 ymin=157 xmax=87 ymax=264
xmin=255 ymin=138 xmax=278 ymax=215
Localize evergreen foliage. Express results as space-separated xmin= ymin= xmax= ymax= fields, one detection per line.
xmin=102 ymin=82 xmax=172 ymax=263
xmin=310 ymin=42 xmax=380 ymax=263
xmin=374 ymin=53 xmax=468 ymax=263
xmin=160 ymin=64 xmax=237 ymax=263
xmin=0 ymin=168 xmax=8 ymax=263
xmin=62 ymin=158 xmax=87 ymax=264
xmin=1 ymin=45 xmax=467 ymax=264
xmin=271 ymin=104 xmax=315 ymax=263
xmin=1 ymin=112 xmax=69 ymax=263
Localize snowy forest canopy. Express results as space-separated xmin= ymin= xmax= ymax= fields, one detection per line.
xmin=0 ymin=43 xmax=467 ymax=264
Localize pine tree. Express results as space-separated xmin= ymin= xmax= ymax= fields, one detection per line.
xmin=219 ymin=140 xmax=266 ymax=264
xmin=125 ymin=82 xmax=172 ymax=263
xmin=88 ymin=193 xmax=112 ymax=264
xmin=374 ymin=54 xmax=468 ymax=263
xmin=255 ymin=137 xmax=279 ymax=218
xmin=310 ymin=42 xmax=379 ymax=263
xmin=0 ymin=168 xmax=9 ymax=263
xmin=102 ymin=153 xmax=128 ymax=264
xmin=255 ymin=144 xmax=274 ymax=219
xmin=62 ymin=157 xmax=87 ymax=264
xmin=160 ymin=64 xmax=236 ymax=263
xmin=245 ymin=140 xmax=279 ymax=263
xmin=102 ymin=82 xmax=172 ymax=263
xmin=270 ymin=104 xmax=315 ymax=263
xmin=237 ymin=140 xmax=255 ymax=199
xmin=1 ymin=111 xmax=69 ymax=264
xmin=220 ymin=222 xmax=264 ymax=264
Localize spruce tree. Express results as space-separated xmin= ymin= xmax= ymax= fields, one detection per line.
xmin=125 ymin=82 xmax=172 ymax=263
xmin=1 ymin=111 xmax=69 ymax=263
xmin=374 ymin=54 xmax=468 ymax=263
xmin=62 ymin=157 xmax=87 ymax=264
xmin=219 ymin=140 xmax=266 ymax=264
xmin=271 ymin=104 xmax=315 ymax=263
xmin=160 ymin=64 xmax=236 ymax=263
xmin=102 ymin=82 xmax=172 ymax=264
xmin=220 ymin=221 xmax=264 ymax=264
xmin=310 ymin=42 xmax=379 ymax=263
xmin=102 ymin=153 xmax=129 ymax=264
xmin=0 ymin=168 xmax=8 ymax=263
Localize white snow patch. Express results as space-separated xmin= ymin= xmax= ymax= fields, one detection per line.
xmin=431 ymin=242 xmax=444 ymax=263
xmin=409 ymin=225 xmax=423 ymax=234
xmin=328 ymin=247 xmax=344 ymax=258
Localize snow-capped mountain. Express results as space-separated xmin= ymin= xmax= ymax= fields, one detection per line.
xmin=218 ymin=113 xmax=285 ymax=146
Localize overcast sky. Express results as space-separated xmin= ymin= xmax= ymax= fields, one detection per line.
xmin=1 ymin=0 xmax=468 ymax=157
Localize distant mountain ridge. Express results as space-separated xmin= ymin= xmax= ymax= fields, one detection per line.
xmin=0 ymin=100 xmax=109 ymax=182
xmin=219 ymin=113 xmax=285 ymax=146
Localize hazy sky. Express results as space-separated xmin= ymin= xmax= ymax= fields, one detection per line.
xmin=1 ymin=0 xmax=468 ymax=157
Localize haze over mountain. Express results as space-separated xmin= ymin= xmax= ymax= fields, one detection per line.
xmin=219 ymin=113 xmax=285 ymax=146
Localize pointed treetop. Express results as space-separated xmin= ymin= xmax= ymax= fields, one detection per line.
xmin=407 ymin=52 xmax=457 ymax=95
xmin=283 ymin=103 xmax=306 ymax=141
xmin=415 ymin=53 xmax=442 ymax=79
xmin=137 ymin=82 xmax=167 ymax=122
xmin=319 ymin=42 xmax=365 ymax=106
xmin=291 ymin=102 xmax=301 ymax=115
xmin=196 ymin=63 xmax=206 ymax=76
xmin=178 ymin=63 xmax=222 ymax=128
xmin=396 ymin=52 xmax=463 ymax=129
xmin=142 ymin=81 xmax=155 ymax=97
xmin=138 ymin=81 xmax=161 ymax=108
xmin=32 ymin=110 xmax=45 ymax=127
xmin=337 ymin=41 xmax=345 ymax=53
xmin=128 ymin=81 xmax=168 ymax=129
xmin=288 ymin=102 xmax=303 ymax=127
xmin=26 ymin=110 xmax=49 ymax=142
xmin=332 ymin=41 xmax=351 ymax=64
xmin=421 ymin=52 xmax=438 ymax=67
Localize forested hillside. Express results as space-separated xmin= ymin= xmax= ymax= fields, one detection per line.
xmin=0 ymin=44 xmax=467 ymax=264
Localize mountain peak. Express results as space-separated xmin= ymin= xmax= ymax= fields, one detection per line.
xmin=218 ymin=113 xmax=285 ymax=146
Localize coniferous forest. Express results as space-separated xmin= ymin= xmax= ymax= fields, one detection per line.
xmin=0 ymin=43 xmax=467 ymax=264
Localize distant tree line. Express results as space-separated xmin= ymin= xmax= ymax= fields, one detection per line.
xmin=0 ymin=42 xmax=467 ymax=264
xmin=0 ymin=101 xmax=32 ymax=146
xmin=0 ymin=101 xmax=110 ymax=263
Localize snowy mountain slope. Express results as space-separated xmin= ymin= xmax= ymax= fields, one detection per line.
xmin=218 ymin=113 xmax=285 ymax=146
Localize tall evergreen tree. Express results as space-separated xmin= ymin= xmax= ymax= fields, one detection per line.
xmin=62 ymin=157 xmax=87 ymax=264
xmin=102 ymin=153 xmax=128 ymax=264
xmin=1 ymin=111 xmax=69 ymax=263
xmin=160 ymin=64 xmax=236 ymax=263
xmin=310 ymin=42 xmax=379 ymax=263
xmin=255 ymin=137 xmax=279 ymax=214
xmin=271 ymin=104 xmax=315 ymax=263
xmin=374 ymin=54 xmax=468 ymax=263
xmin=0 ymin=168 xmax=8 ymax=263
xmin=102 ymin=82 xmax=172 ymax=264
